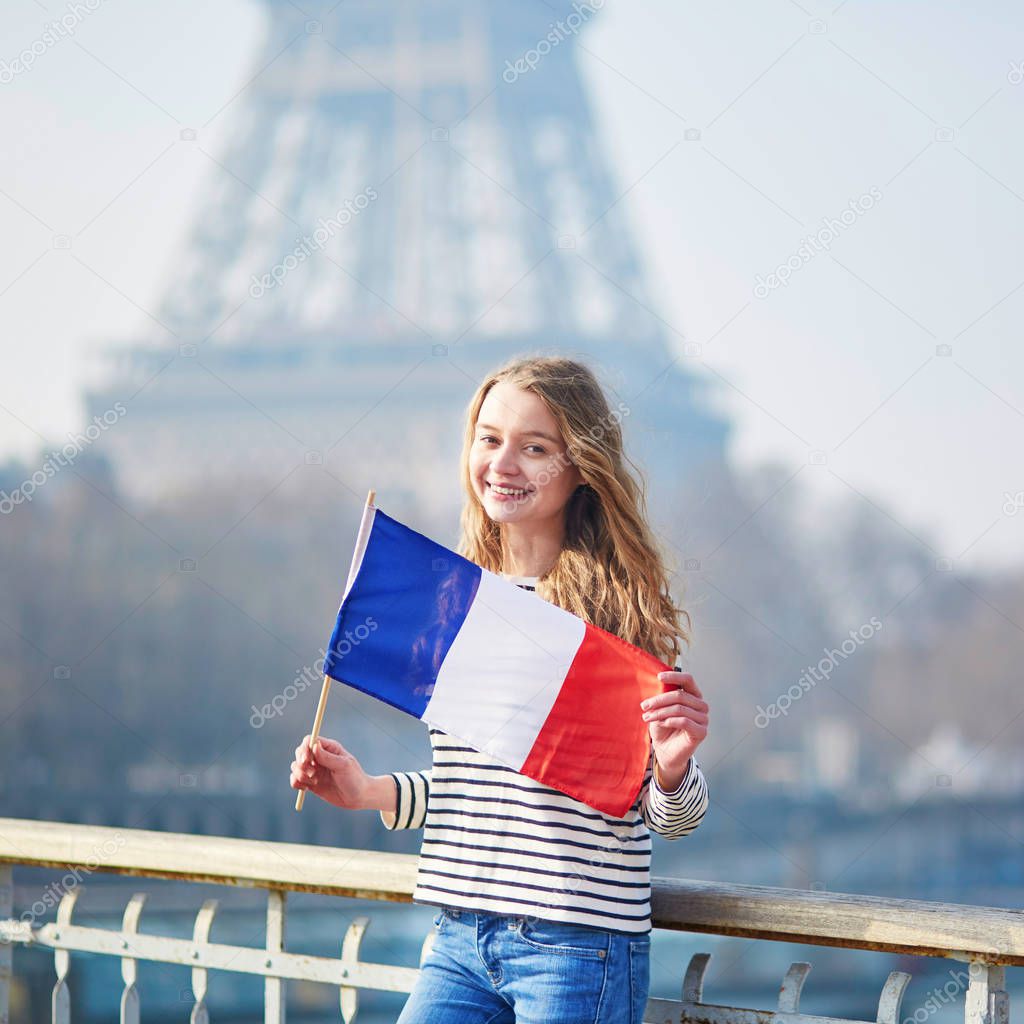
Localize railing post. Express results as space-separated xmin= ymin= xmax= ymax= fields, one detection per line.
xmin=119 ymin=894 xmax=147 ymax=1024
xmin=265 ymin=891 xmax=286 ymax=1024
xmin=0 ymin=865 xmax=11 ymax=1024
xmin=189 ymin=899 xmax=218 ymax=1024
xmin=964 ymin=962 xmax=1010 ymax=1024
xmin=51 ymin=889 xmax=79 ymax=1024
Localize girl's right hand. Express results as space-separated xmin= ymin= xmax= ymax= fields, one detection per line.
xmin=290 ymin=734 xmax=372 ymax=810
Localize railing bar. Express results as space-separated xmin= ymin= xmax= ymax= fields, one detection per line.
xmin=265 ymin=890 xmax=285 ymax=1024
xmin=1 ymin=817 xmax=1023 ymax=964
xmin=6 ymin=921 xmax=420 ymax=991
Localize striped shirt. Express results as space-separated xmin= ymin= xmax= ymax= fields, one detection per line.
xmin=379 ymin=574 xmax=709 ymax=934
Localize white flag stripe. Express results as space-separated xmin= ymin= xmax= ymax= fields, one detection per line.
xmin=422 ymin=569 xmax=586 ymax=768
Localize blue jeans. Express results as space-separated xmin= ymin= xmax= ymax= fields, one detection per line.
xmin=397 ymin=906 xmax=651 ymax=1023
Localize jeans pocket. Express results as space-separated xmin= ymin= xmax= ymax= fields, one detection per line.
xmin=517 ymin=916 xmax=610 ymax=959
xmin=628 ymin=938 xmax=651 ymax=1023
xmin=431 ymin=909 xmax=447 ymax=933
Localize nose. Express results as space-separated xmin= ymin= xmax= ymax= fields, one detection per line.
xmin=490 ymin=442 xmax=521 ymax=478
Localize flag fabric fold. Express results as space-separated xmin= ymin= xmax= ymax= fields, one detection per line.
xmin=323 ymin=506 xmax=672 ymax=817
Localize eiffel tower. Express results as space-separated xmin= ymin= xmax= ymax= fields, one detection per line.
xmin=87 ymin=0 xmax=730 ymax=519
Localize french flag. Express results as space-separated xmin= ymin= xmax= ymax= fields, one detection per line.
xmin=323 ymin=505 xmax=673 ymax=818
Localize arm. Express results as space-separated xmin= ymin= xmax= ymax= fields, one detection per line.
xmin=377 ymin=769 xmax=433 ymax=830
xmin=638 ymin=748 xmax=708 ymax=839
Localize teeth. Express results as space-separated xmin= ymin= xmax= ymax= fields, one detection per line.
xmin=491 ymin=484 xmax=527 ymax=496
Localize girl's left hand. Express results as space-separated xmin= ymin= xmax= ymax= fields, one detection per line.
xmin=640 ymin=671 xmax=709 ymax=786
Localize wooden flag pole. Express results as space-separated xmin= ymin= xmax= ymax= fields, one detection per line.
xmin=295 ymin=488 xmax=377 ymax=812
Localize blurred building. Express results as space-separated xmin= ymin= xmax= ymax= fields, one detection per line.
xmin=86 ymin=0 xmax=729 ymax=514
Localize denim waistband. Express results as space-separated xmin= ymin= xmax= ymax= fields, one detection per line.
xmin=436 ymin=905 xmax=647 ymax=938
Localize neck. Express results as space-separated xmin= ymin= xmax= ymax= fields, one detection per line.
xmin=499 ymin=517 xmax=564 ymax=578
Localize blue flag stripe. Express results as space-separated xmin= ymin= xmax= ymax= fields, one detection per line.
xmin=323 ymin=509 xmax=482 ymax=717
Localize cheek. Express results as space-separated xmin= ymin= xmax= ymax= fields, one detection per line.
xmin=532 ymin=460 xmax=572 ymax=499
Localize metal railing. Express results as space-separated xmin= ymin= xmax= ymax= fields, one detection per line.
xmin=0 ymin=817 xmax=1016 ymax=1023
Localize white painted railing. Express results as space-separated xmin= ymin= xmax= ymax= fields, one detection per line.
xmin=0 ymin=817 xmax=1016 ymax=1023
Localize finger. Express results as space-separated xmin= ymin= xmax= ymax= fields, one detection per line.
xmin=314 ymin=742 xmax=345 ymax=767
xmin=659 ymin=672 xmax=702 ymax=698
xmin=317 ymin=736 xmax=345 ymax=755
xmin=656 ymin=716 xmax=706 ymax=734
xmin=642 ymin=691 xmax=708 ymax=713
xmin=645 ymin=707 xmax=709 ymax=726
xmin=655 ymin=691 xmax=707 ymax=712
xmin=643 ymin=708 xmax=708 ymax=724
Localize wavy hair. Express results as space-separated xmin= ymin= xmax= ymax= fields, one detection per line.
xmin=457 ymin=354 xmax=691 ymax=665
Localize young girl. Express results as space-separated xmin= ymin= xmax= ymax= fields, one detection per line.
xmin=290 ymin=355 xmax=710 ymax=1023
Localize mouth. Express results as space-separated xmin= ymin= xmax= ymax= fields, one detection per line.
xmin=486 ymin=481 xmax=532 ymax=499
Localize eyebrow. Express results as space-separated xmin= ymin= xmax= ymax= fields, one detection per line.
xmin=476 ymin=423 xmax=560 ymax=444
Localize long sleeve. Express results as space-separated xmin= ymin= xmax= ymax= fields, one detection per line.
xmin=639 ymin=750 xmax=708 ymax=839
xmin=379 ymin=769 xmax=432 ymax=830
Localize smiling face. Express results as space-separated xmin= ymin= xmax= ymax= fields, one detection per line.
xmin=468 ymin=381 xmax=584 ymax=526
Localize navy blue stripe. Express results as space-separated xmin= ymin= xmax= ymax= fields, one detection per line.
xmin=426 ymin=807 xmax=651 ymax=841
xmin=417 ymin=867 xmax=651 ymax=905
xmin=417 ymin=852 xmax=650 ymax=887
xmin=432 ymin=760 xmax=523 ymax=770
xmin=422 ymin=825 xmax=651 ymax=855
xmin=403 ymin=772 xmax=418 ymax=829
xmin=419 ymin=837 xmax=650 ymax=870
xmin=428 ymin=789 xmax=643 ymax=826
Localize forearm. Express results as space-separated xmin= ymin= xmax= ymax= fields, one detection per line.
xmin=362 ymin=773 xmax=397 ymax=813
xmin=654 ymin=755 xmax=689 ymax=793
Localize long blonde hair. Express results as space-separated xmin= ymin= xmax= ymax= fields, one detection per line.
xmin=457 ymin=354 xmax=691 ymax=665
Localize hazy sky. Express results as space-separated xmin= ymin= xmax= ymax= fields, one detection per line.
xmin=2 ymin=0 xmax=1022 ymax=571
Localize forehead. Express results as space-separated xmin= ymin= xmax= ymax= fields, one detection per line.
xmin=476 ymin=381 xmax=563 ymax=438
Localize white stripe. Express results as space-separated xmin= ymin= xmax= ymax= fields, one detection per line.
xmin=422 ymin=569 xmax=586 ymax=768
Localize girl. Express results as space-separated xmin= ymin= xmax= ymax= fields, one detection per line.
xmin=290 ymin=355 xmax=710 ymax=1023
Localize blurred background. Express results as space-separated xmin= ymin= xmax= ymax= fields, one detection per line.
xmin=2 ymin=0 xmax=1023 ymax=1020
